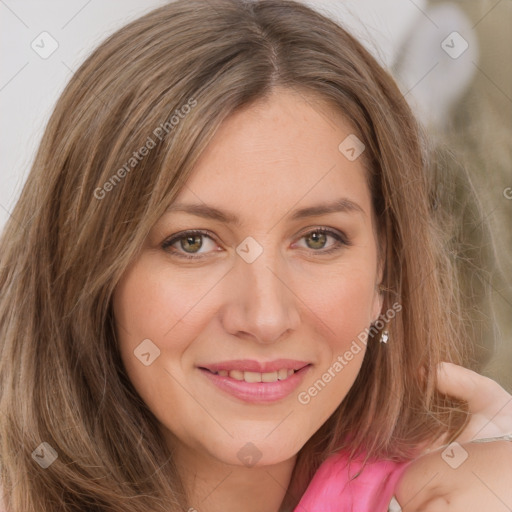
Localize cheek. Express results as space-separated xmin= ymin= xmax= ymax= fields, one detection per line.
xmin=328 ymin=277 xmax=376 ymax=327
xmin=112 ymin=258 xmax=209 ymax=442
xmin=111 ymin=241 xmax=382 ymax=463
xmin=299 ymin=258 xmax=380 ymax=348
xmin=112 ymin=258 xmax=191 ymax=398
xmin=113 ymin=256 xmax=215 ymax=351
xmin=293 ymin=259 xmax=380 ymax=419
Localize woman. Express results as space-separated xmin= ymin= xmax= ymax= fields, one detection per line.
xmin=0 ymin=1 xmax=510 ymax=510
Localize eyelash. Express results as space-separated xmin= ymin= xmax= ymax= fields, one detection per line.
xmin=161 ymin=228 xmax=351 ymax=260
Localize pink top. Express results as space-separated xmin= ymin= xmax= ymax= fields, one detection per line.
xmin=294 ymin=449 xmax=411 ymax=512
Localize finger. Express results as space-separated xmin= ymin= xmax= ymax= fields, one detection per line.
xmin=436 ymin=362 xmax=509 ymax=411
xmin=436 ymin=362 xmax=512 ymax=442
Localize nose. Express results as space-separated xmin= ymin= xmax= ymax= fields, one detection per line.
xmin=219 ymin=244 xmax=301 ymax=344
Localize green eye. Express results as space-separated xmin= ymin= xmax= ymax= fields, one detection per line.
xmin=296 ymin=228 xmax=350 ymax=254
xmin=161 ymin=227 xmax=350 ymax=260
xmin=161 ymin=230 xmax=216 ymax=259
xmin=305 ymin=231 xmax=328 ymax=250
xmin=180 ymin=234 xmax=203 ymax=253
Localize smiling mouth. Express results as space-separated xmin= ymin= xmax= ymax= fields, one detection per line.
xmin=201 ymin=367 xmax=298 ymax=383
xmin=198 ymin=361 xmax=312 ymax=402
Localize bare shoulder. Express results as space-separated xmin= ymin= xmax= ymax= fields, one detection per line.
xmin=395 ymin=441 xmax=512 ymax=511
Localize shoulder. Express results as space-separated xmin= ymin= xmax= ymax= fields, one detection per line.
xmin=395 ymin=440 xmax=512 ymax=509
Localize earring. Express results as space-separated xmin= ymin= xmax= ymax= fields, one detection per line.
xmin=380 ymin=330 xmax=389 ymax=343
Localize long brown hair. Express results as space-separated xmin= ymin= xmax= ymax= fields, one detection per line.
xmin=0 ymin=0 xmax=482 ymax=510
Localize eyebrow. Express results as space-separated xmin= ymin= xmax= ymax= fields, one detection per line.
xmin=164 ymin=198 xmax=364 ymax=226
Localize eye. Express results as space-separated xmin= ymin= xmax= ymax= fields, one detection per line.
xmin=161 ymin=230 xmax=219 ymax=259
xmin=161 ymin=227 xmax=351 ymax=260
xmin=293 ymin=227 xmax=350 ymax=254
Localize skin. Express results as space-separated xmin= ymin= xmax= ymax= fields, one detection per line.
xmin=112 ymin=88 xmax=512 ymax=511
xmin=113 ymin=87 xmax=383 ymax=512
xmin=395 ymin=441 xmax=512 ymax=511
xmin=394 ymin=363 xmax=512 ymax=511
xmin=428 ymin=363 xmax=512 ymax=449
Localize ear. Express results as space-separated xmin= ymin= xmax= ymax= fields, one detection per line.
xmin=371 ymin=225 xmax=386 ymax=323
xmin=371 ymin=283 xmax=384 ymax=323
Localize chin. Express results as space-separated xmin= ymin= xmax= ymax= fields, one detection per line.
xmin=215 ymin=434 xmax=304 ymax=468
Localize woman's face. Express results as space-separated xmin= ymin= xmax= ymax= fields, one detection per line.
xmin=113 ymin=88 xmax=383 ymax=468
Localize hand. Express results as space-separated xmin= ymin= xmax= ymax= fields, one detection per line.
xmin=424 ymin=362 xmax=512 ymax=452
xmin=393 ymin=364 xmax=512 ymax=511
xmin=394 ymin=440 xmax=512 ymax=511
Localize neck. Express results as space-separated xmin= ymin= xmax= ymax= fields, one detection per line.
xmin=168 ymin=438 xmax=297 ymax=512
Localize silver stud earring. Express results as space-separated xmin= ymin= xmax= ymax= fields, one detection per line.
xmin=380 ymin=331 xmax=389 ymax=344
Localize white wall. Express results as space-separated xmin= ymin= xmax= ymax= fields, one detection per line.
xmin=0 ymin=0 xmax=428 ymax=231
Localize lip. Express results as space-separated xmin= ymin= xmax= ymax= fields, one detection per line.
xmin=199 ymin=359 xmax=310 ymax=373
xmin=198 ymin=360 xmax=312 ymax=404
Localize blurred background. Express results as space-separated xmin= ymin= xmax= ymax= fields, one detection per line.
xmin=1 ymin=0 xmax=511 ymax=390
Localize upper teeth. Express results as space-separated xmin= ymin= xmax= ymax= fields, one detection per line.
xmin=215 ymin=368 xmax=295 ymax=382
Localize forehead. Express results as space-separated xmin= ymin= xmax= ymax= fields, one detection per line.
xmin=172 ymin=88 xmax=372 ymax=224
